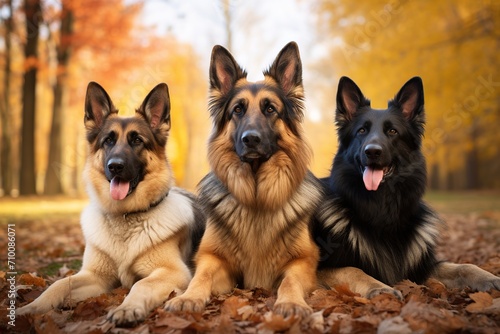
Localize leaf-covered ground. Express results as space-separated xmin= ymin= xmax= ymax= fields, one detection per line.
xmin=1 ymin=211 xmax=499 ymax=333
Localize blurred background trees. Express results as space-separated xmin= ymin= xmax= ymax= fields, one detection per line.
xmin=0 ymin=0 xmax=499 ymax=197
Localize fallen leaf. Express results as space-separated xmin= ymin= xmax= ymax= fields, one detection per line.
xmin=155 ymin=311 xmax=193 ymax=329
xmin=221 ymin=295 xmax=250 ymax=319
xmin=257 ymin=311 xmax=299 ymax=332
xmin=333 ymin=283 xmax=358 ymax=297
xmin=465 ymin=292 xmax=493 ymax=313
xmin=377 ymin=316 xmax=412 ymax=334
xmin=425 ymin=278 xmax=448 ymax=298
xmin=237 ymin=305 xmax=256 ymax=321
xmin=371 ymin=293 xmax=403 ymax=313
xmin=18 ymin=273 xmax=46 ymax=287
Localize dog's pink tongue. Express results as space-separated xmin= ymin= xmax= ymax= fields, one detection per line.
xmin=110 ymin=177 xmax=130 ymax=200
xmin=363 ymin=167 xmax=384 ymax=191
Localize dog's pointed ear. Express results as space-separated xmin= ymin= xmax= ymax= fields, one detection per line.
xmin=137 ymin=83 xmax=171 ymax=131
xmin=83 ymin=82 xmax=118 ymax=143
xmin=393 ymin=76 xmax=424 ymax=119
xmin=84 ymin=82 xmax=117 ymax=131
xmin=336 ymin=76 xmax=370 ymax=123
xmin=266 ymin=41 xmax=302 ymax=94
xmin=210 ymin=45 xmax=246 ymax=95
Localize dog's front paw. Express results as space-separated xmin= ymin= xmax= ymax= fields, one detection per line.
xmin=17 ymin=301 xmax=52 ymax=316
xmin=164 ymin=297 xmax=206 ymax=313
xmin=17 ymin=305 xmax=35 ymax=316
xmin=469 ymin=276 xmax=500 ymax=292
xmin=367 ymin=287 xmax=403 ymax=301
xmin=107 ymin=305 xmax=147 ymax=327
xmin=273 ymin=302 xmax=312 ymax=319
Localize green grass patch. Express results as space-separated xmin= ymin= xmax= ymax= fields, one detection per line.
xmin=39 ymin=259 xmax=83 ymax=277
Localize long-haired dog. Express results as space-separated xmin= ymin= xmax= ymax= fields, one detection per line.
xmin=314 ymin=76 xmax=500 ymax=297
xmin=165 ymin=42 xmax=322 ymax=317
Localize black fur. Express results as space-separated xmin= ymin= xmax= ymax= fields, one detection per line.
xmin=314 ymin=76 xmax=442 ymax=285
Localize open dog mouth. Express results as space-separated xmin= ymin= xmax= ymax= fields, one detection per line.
xmin=360 ymin=165 xmax=394 ymax=191
xmin=109 ymin=175 xmax=141 ymax=201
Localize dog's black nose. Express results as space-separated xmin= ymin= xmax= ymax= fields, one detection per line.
xmin=365 ymin=144 xmax=382 ymax=159
xmin=107 ymin=158 xmax=125 ymax=174
xmin=241 ymin=130 xmax=261 ymax=148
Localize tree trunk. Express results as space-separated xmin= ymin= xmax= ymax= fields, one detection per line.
xmin=19 ymin=0 xmax=41 ymax=195
xmin=0 ymin=0 xmax=14 ymax=196
xmin=44 ymin=4 xmax=74 ymax=195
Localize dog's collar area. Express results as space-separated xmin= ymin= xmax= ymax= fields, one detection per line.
xmin=122 ymin=191 xmax=169 ymax=218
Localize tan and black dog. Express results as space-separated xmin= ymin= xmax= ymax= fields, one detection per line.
xmin=18 ymin=82 xmax=205 ymax=326
xmin=165 ymin=42 xmax=322 ymax=317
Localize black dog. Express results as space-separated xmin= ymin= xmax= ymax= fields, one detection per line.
xmin=314 ymin=76 xmax=500 ymax=296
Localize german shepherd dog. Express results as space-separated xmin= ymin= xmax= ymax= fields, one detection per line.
xmin=314 ymin=76 xmax=500 ymax=297
xmin=165 ymin=42 xmax=322 ymax=317
xmin=18 ymin=82 xmax=205 ymax=325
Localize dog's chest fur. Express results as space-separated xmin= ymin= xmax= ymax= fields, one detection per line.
xmin=200 ymin=172 xmax=321 ymax=290
xmin=81 ymin=188 xmax=195 ymax=287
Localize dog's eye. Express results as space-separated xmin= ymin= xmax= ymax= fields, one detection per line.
xmin=357 ymin=128 xmax=366 ymax=134
xmin=266 ymin=106 xmax=276 ymax=113
xmin=104 ymin=137 xmax=115 ymax=146
xmin=387 ymin=129 xmax=398 ymax=136
xmin=132 ymin=137 xmax=143 ymax=146
xmin=233 ymin=106 xmax=243 ymax=114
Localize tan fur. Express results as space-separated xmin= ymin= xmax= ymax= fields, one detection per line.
xmin=432 ymin=262 xmax=500 ymax=291
xmin=208 ymin=120 xmax=257 ymax=206
xmin=166 ymin=42 xmax=321 ymax=318
xmin=17 ymin=82 xmax=203 ymax=326
xmin=318 ymin=268 xmax=403 ymax=300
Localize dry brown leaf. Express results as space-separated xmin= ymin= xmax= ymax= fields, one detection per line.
xmin=371 ymin=293 xmax=403 ymax=313
xmin=333 ymin=283 xmax=358 ymax=297
xmin=221 ymin=295 xmax=250 ymax=319
xmin=18 ymin=273 xmax=46 ymax=287
xmin=308 ymin=289 xmax=343 ymax=310
xmin=237 ymin=305 xmax=256 ymax=321
xmin=425 ymin=278 xmax=448 ymax=298
xmin=401 ymin=299 xmax=466 ymax=333
xmin=353 ymin=296 xmax=370 ymax=304
xmin=215 ymin=314 xmax=237 ymax=333
xmin=71 ymin=295 xmax=110 ymax=320
xmin=377 ymin=316 xmax=412 ymax=334
xmin=394 ymin=280 xmax=425 ymax=300
xmin=482 ymin=298 xmax=500 ymax=315
xmin=155 ymin=311 xmax=193 ymax=329
xmin=257 ymin=311 xmax=299 ymax=331
xmin=465 ymin=292 xmax=493 ymax=313
xmin=34 ymin=314 xmax=63 ymax=334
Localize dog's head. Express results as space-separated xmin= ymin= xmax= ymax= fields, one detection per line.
xmin=84 ymin=82 xmax=172 ymax=213
xmin=208 ymin=42 xmax=306 ymax=172
xmin=206 ymin=42 xmax=312 ymax=208
xmin=334 ymin=76 xmax=425 ymax=191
